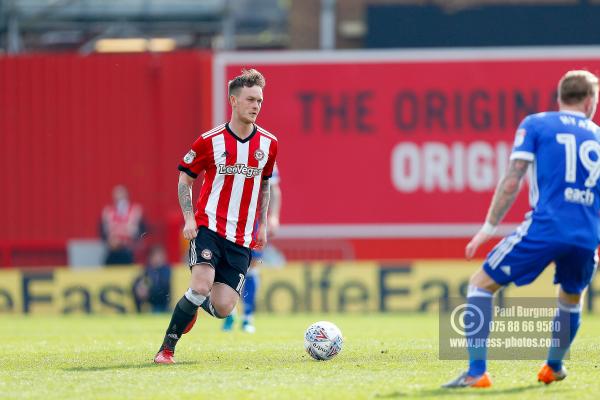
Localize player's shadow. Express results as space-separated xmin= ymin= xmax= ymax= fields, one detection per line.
xmin=375 ymin=384 xmax=566 ymax=398
xmin=62 ymin=360 xmax=200 ymax=372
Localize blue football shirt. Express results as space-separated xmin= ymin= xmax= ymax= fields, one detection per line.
xmin=511 ymin=111 xmax=600 ymax=249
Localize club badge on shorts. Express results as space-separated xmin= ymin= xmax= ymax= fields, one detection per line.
xmin=201 ymin=249 xmax=212 ymax=260
xmin=183 ymin=150 xmax=196 ymax=164
xmin=254 ymin=149 xmax=265 ymax=161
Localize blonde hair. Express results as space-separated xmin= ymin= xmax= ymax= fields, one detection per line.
xmin=558 ymin=70 xmax=599 ymax=105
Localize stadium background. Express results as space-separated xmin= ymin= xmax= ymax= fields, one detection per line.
xmin=2 ymin=0 xmax=600 ymax=315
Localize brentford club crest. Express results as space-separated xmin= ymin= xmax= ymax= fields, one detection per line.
xmin=254 ymin=149 xmax=265 ymax=161
xmin=201 ymin=249 xmax=212 ymax=260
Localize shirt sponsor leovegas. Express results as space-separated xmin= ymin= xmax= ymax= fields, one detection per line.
xmin=220 ymin=53 xmax=600 ymax=226
xmin=217 ymin=163 xmax=263 ymax=178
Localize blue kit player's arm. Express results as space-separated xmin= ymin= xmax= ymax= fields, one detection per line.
xmin=483 ymin=159 xmax=530 ymax=227
xmin=465 ymin=118 xmax=536 ymax=259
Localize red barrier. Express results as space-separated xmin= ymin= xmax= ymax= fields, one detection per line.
xmin=0 ymin=51 xmax=213 ymax=261
xmin=0 ymin=240 xmax=67 ymax=267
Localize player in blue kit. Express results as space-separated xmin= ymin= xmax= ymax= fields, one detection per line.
xmin=444 ymin=70 xmax=600 ymax=388
xmin=222 ymin=164 xmax=281 ymax=333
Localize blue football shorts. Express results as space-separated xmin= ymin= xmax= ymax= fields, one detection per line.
xmin=483 ymin=231 xmax=598 ymax=295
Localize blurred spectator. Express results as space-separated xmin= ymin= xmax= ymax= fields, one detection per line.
xmin=132 ymin=245 xmax=172 ymax=313
xmin=100 ymin=185 xmax=145 ymax=265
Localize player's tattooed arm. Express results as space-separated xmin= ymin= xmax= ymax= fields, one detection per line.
xmin=485 ymin=159 xmax=530 ymax=226
xmin=178 ymin=172 xmax=195 ymax=219
xmin=178 ymin=183 xmax=193 ymax=216
xmin=179 ymin=172 xmax=198 ymax=240
xmin=254 ymin=180 xmax=271 ymax=248
xmin=257 ymin=179 xmax=271 ymax=226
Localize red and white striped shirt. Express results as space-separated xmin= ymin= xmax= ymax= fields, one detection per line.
xmin=178 ymin=123 xmax=278 ymax=248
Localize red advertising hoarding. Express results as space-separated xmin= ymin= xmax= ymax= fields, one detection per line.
xmin=213 ymin=48 xmax=600 ymax=238
xmin=0 ymin=51 xmax=213 ymax=265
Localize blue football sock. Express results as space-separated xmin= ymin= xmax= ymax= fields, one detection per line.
xmin=547 ymin=299 xmax=581 ymax=372
xmin=222 ymin=313 xmax=235 ymax=331
xmin=242 ymin=273 xmax=259 ymax=322
xmin=466 ymin=285 xmax=493 ymax=377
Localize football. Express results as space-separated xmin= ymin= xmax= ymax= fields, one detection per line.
xmin=304 ymin=321 xmax=344 ymax=361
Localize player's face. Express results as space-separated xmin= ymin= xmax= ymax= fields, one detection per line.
xmin=231 ymin=86 xmax=263 ymax=124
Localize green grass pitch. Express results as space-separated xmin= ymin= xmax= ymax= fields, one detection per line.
xmin=2 ymin=313 xmax=600 ymax=399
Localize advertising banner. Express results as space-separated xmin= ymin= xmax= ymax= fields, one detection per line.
xmin=213 ymin=48 xmax=600 ymax=237
xmin=2 ymin=262 xmax=598 ymax=314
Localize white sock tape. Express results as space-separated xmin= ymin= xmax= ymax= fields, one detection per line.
xmin=184 ymin=288 xmax=207 ymax=306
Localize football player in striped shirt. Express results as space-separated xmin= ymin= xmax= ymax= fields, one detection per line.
xmin=444 ymin=70 xmax=600 ymax=388
xmin=154 ymin=69 xmax=278 ymax=364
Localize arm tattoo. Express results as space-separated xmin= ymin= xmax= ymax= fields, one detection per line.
xmin=486 ymin=159 xmax=530 ymax=226
xmin=178 ymin=182 xmax=194 ymax=217
xmin=257 ymin=180 xmax=271 ymax=225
